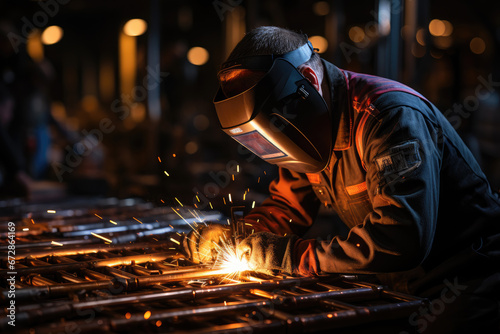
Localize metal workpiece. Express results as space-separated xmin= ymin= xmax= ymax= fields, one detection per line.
xmin=0 ymin=198 xmax=425 ymax=333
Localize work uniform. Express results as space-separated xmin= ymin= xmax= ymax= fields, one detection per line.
xmin=244 ymin=60 xmax=500 ymax=332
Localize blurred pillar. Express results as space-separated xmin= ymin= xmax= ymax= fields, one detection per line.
xmin=146 ymin=0 xmax=161 ymax=174
xmin=403 ymin=0 xmax=417 ymax=85
xmin=324 ymin=1 xmax=338 ymax=62
xmin=376 ymin=0 xmax=403 ymax=80
xmin=148 ymin=0 xmax=161 ymax=122
xmin=119 ymin=32 xmax=136 ymax=96
xmin=224 ymin=6 xmax=246 ymax=59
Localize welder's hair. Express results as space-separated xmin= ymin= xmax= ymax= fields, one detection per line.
xmin=219 ymin=26 xmax=323 ymax=97
xmin=226 ymin=26 xmax=322 ymax=72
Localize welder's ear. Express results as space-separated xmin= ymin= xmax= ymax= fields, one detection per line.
xmin=299 ymin=66 xmax=320 ymax=91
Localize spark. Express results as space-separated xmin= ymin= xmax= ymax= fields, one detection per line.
xmin=212 ymin=241 xmax=250 ymax=282
xmin=196 ymin=195 xmax=200 ymax=202
xmin=245 ymin=223 xmax=253 ymax=226
xmin=110 ymin=220 xmax=118 ymax=225
xmin=156 ymin=320 xmax=162 ymax=327
xmin=125 ymin=312 xmax=131 ymax=319
xmin=252 ymin=201 xmax=255 ymax=209
xmin=169 ymin=225 xmax=174 ymax=228
xmin=160 ymin=199 xmax=165 ymax=203
xmin=31 ymin=219 xmax=35 ymax=224
xmin=152 ymin=238 xmax=158 ymax=241
xmin=227 ymin=218 xmax=231 ymax=225
xmin=170 ymin=207 xmax=196 ymax=231
xmin=164 ymin=171 xmax=170 ymax=176
xmin=144 ymin=311 xmax=151 ymax=320
xmin=209 ymin=202 xmax=213 ymax=209
xmin=289 ymin=219 xmax=292 ymax=223
xmin=22 ymin=228 xmax=29 ymax=231
xmin=51 ymin=241 xmax=63 ymax=246
xmin=175 ymin=197 xmax=184 ymax=207
xmin=172 ymin=153 xmax=176 ymax=157
xmin=258 ymin=177 xmax=261 ymax=183
xmin=232 ymin=174 xmax=235 ymax=181
xmin=264 ymin=171 xmax=267 ymax=175
xmin=91 ymin=232 xmax=113 ymax=243
xmin=170 ymin=238 xmax=180 ymax=245
xmin=158 ymin=156 xmax=162 ymax=163
xmin=237 ymin=164 xmax=240 ymax=173
xmin=95 ymin=214 xmax=103 ymax=219
xmin=229 ymin=193 xmax=232 ymax=203
xmin=243 ymin=192 xmax=246 ymax=201
xmin=47 ymin=210 xmax=56 ymax=214
xmin=223 ymin=197 xmax=226 ymax=205
xmin=133 ymin=217 xmax=143 ymax=224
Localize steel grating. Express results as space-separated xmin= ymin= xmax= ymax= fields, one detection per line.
xmin=1 ymin=198 xmax=425 ymax=333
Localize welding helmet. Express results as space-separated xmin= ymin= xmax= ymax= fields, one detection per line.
xmin=213 ymin=41 xmax=332 ymax=174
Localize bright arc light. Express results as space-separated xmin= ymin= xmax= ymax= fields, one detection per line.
xmin=213 ymin=242 xmax=250 ymax=281
xmin=41 ymin=26 xmax=63 ymax=45
xmin=187 ymin=47 xmax=209 ymax=66
xmin=309 ymin=36 xmax=328 ymax=53
xmin=123 ymin=19 xmax=148 ymax=37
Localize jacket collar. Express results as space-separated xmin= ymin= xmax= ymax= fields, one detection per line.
xmin=323 ymin=60 xmax=353 ymax=151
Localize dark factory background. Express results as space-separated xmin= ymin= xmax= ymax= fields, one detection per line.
xmin=0 ymin=0 xmax=499 ymax=210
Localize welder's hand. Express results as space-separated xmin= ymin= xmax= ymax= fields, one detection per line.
xmin=183 ymin=224 xmax=231 ymax=263
xmin=236 ymin=232 xmax=298 ymax=275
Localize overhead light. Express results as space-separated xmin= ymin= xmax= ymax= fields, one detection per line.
xmin=123 ymin=19 xmax=147 ymax=37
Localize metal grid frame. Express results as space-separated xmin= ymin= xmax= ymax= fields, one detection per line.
xmin=1 ymin=198 xmax=424 ymax=333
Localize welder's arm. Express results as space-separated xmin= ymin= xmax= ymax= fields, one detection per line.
xmin=301 ymin=106 xmax=441 ymax=275
xmin=244 ymin=167 xmax=321 ymax=235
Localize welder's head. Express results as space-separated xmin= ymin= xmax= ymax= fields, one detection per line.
xmin=213 ymin=26 xmax=333 ymax=174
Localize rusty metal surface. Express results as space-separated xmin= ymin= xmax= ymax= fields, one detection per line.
xmin=1 ymin=198 xmax=424 ymax=333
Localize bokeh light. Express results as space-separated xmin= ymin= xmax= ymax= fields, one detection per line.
xmin=442 ymin=20 xmax=453 ymax=37
xmin=313 ymin=1 xmax=330 ymax=16
xmin=429 ymin=19 xmax=446 ymax=37
xmin=308 ymin=36 xmax=328 ymax=53
xmin=41 ymin=25 xmax=64 ymax=45
xmin=348 ymin=26 xmax=365 ymax=43
xmin=185 ymin=141 xmax=199 ymax=154
xmin=416 ymin=28 xmax=426 ymax=46
xmin=187 ymin=46 xmax=209 ymax=66
xmin=470 ymin=37 xmax=486 ymax=54
xmin=123 ymin=19 xmax=147 ymax=37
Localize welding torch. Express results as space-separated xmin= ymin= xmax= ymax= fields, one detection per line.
xmin=229 ymin=206 xmax=248 ymax=247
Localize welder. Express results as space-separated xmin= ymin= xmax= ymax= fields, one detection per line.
xmin=184 ymin=26 xmax=500 ymax=332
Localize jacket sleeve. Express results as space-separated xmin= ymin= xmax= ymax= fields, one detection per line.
xmin=301 ymin=105 xmax=442 ymax=275
xmin=244 ymin=167 xmax=321 ymax=236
